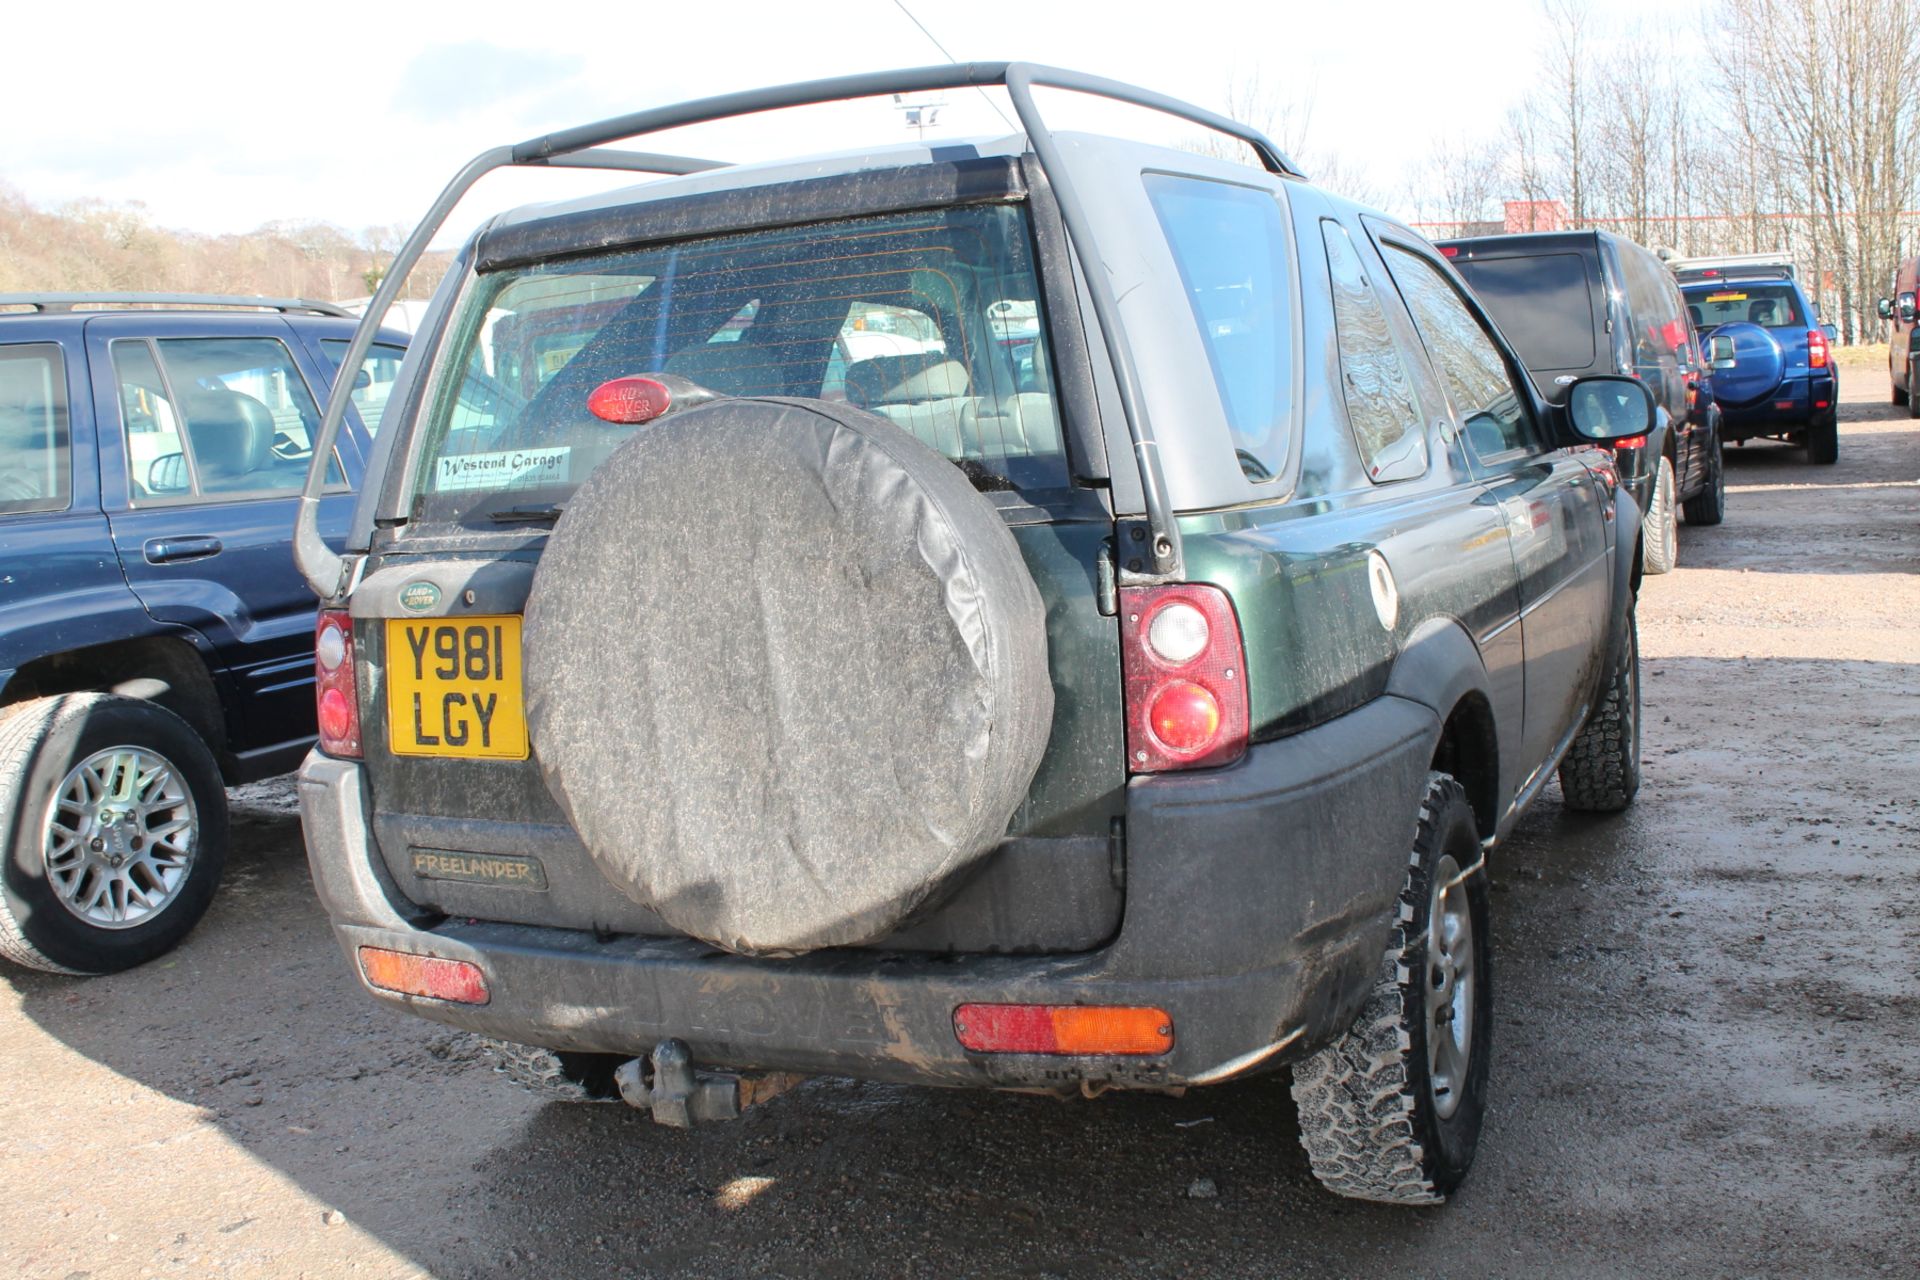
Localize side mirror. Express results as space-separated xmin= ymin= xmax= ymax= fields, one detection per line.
xmin=147 ymin=453 xmax=189 ymax=494
xmin=1707 ymin=335 xmax=1738 ymax=369
xmin=1821 ymin=323 xmax=1839 ymax=344
xmin=353 ymin=367 xmax=373 ymax=391
xmin=1878 ymin=297 xmax=1894 ymax=321
xmin=1900 ymin=292 xmax=1916 ymax=324
xmin=1564 ymin=375 xmax=1656 ymax=444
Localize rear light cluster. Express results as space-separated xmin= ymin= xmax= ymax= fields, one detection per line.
xmin=315 ymin=609 xmax=361 ymax=758
xmin=1119 ymin=584 xmax=1249 ymax=773
xmin=1807 ymin=328 xmax=1829 ymax=369
xmin=358 ymin=946 xmax=490 ymax=1004
xmin=953 ymin=1003 xmax=1172 ymax=1055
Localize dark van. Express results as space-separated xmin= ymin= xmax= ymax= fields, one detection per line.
xmin=1437 ymin=231 xmax=1724 ymax=574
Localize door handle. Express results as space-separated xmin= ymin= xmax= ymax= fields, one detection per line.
xmin=144 ymin=535 xmax=224 ymax=564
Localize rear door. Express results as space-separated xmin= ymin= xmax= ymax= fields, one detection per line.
xmin=1376 ymin=237 xmax=1613 ymax=784
xmin=85 ymin=316 xmax=368 ymax=761
xmin=1447 ymin=246 xmax=1607 ymax=403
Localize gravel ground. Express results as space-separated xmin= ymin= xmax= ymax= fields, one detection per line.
xmin=2 ymin=382 xmax=1916 ymax=1280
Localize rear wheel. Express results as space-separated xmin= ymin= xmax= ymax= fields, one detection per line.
xmin=1641 ymin=456 xmax=1678 ymax=575
xmin=0 ymin=694 xmax=227 ymax=975
xmin=1894 ymin=379 xmax=1908 ymax=407
xmin=1291 ymin=773 xmax=1491 ymax=1204
xmin=1908 ymin=359 xmax=1919 ymax=419
xmin=1559 ymin=608 xmax=1642 ymax=812
xmin=1680 ymin=436 xmax=1725 ymax=526
xmin=483 ymin=1039 xmax=623 ymax=1103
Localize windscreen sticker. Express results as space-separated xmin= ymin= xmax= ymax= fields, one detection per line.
xmin=433 ymin=447 xmax=570 ymax=492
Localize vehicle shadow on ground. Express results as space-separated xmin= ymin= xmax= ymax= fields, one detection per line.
xmin=0 ymin=774 xmax=1632 ymax=1280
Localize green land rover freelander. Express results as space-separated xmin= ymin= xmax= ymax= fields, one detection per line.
xmin=293 ymin=65 xmax=1652 ymax=1205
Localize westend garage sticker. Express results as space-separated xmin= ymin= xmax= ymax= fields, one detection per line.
xmin=434 ymin=447 xmax=570 ymax=492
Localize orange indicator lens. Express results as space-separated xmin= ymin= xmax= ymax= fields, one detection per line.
xmin=953 ymin=1003 xmax=1173 ymax=1055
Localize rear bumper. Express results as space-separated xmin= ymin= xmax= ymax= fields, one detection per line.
xmin=1719 ymin=372 xmax=1836 ymax=438
xmin=299 ymin=694 xmax=1439 ymax=1090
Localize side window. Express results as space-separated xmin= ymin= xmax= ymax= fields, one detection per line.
xmin=1145 ymin=174 xmax=1294 ymax=482
xmin=1382 ymin=244 xmax=1537 ymax=459
xmin=1617 ymin=250 xmax=1685 ymax=404
xmin=319 ymin=339 xmax=407 ymax=436
xmin=112 ymin=337 xmax=343 ymax=503
xmin=0 ymin=343 xmax=71 ymax=515
xmin=1321 ymin=221 xmax=1429 ymax=483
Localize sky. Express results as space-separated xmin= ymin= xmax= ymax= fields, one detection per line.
xmin=0 ymin=0 xmax=1697 ymax=248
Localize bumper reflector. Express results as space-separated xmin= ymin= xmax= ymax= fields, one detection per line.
xmin=358 ymin=946 xmax=490 ymax=1005
xmin=953 ymin=1003 xmax=1173 ymax=1055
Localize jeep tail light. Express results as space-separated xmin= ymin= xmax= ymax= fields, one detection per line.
xmin=953 ymin=1003 xmax=1172 ymax=1055
xmin=315 ymin=609 xmax=361 ymax=758
xmin=358 ymin=947 xmax=489 ymax=1004
xmin=1807 ymin=328 xmax=1829 ymax=369
xmin=1120 ymin=584 xmax=1249 ymax=773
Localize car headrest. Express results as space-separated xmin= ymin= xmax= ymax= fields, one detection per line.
xmin=183 ymin=388 xmax=273 ymax=480
xmin=1747 ymin=300 xmax=1778 ymax=325
xmin=843 ymin=353 xmax=969 ymax=408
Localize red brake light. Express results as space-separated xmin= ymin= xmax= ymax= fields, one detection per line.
xmin=1440 ymin=245 xmax=1459 ymax=258
xmin=1807 ymin=329 xmax=1829 ymax=369
xmin=1120 ymin=584 xmax=1248 ymax=773
xmin=1614 ymin=435 xmax=1648 ymax=451
xmin=315 ymin=609 xmax=361 ymax=757
xmin=587 ymin=376 xmax=673 ymax=424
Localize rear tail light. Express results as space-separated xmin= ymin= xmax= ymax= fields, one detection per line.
xmin=1614 ymin=435 xmax=1648 ymax=451
xmin=315 ymin=609 xmax=361 ymax=758
xmin=953 ymin=1003 xmax=1172 ymax=1055
xmin=1120 ymin=584 xmax=1249 ymax=773
xmin=358 ymin=947 xmax=490 ymax=1004
xmin=1808 ymin=328 xmax=1829 ymax=369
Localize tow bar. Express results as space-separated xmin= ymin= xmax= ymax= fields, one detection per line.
xmin=614 ymin=1039 xmax=802 ymax=1128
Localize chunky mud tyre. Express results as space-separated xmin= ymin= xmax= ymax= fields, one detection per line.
xmin=1558 ymin=608 xmax=1642 ymax=812
xmin=1640 ymin=455 xmax=1678 ymax=574
xmin=483 ymin=1039 xmax=623 ymax=1103
xmin=0 ymin=694 xmax=227 ymax=975
xmin=1807 ymin=412 xmax=1839 ymax=464
xmin=1680 ymin=437 xmax=1725 ymax=527
xmin=1291 ymin=773 xmax=1491 ymax=1205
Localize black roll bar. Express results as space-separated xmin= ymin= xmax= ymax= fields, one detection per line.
xmin=294 ymin=61 xmax=1301 ymax=597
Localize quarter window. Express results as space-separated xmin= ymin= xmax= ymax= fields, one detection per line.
xmin=1321 ymin=221 xmax=1428 ymax=483
xmin=0 ymin=343 xmax=71 ymax=516
xmin=1383 ymin=245 xmax=1535 ymax=458
xmin=320 ymin=339 xmax=408 ymax=436
xmin=112 ymin=337 xmax=342 ymax=503
xmin=1144 ymin=174 xmax=1293 ymax=482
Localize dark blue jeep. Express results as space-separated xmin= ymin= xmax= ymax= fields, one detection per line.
xmin=1676 ymin=259 xmax=1839 ymax=464
xmin=0 ymin=294 xmax=406 ymax=974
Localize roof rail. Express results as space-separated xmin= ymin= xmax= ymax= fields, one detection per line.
xmin=0 ymin=292 xmax=355 ymax=317
xmin=296 ymin=61 xmax=1300 ymax=597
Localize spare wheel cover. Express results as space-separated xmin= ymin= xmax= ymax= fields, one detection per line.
xmin=1706 ymin=321 xmax=1786 ymax=408
xmin=523 ymin=397 xmax=1054 ymax=955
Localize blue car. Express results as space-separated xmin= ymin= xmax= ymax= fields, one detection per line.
xmin=1676 ymin=260 xmax=1839 ymax=464
xmin=0 ymin=293 xmax=406 ymax=974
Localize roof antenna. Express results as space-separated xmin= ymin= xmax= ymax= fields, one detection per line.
xmin=889 ymin=0 xmax=1017 ymax=132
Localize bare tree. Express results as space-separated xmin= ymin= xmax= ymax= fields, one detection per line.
xmin=1542 ymin=0 xmax=1593 ymax=226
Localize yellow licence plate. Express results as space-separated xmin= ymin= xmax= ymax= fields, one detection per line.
xmin=385 ymin=616 xmax=528 ymax=759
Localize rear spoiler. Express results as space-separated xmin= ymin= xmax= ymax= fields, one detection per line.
xmin=293 ymin=61 xmax=1305 ymax=599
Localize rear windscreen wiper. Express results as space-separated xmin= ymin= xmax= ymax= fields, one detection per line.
xmin=487 ymin=504 xmax=566 ymax=524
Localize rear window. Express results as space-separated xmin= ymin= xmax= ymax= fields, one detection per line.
xmin=1450 ymin=253 xmax=1597 ymax=372
xmin=409 ymin=204 xmax=1066 ymax=526
xmin=1684 ymin=284 xmax=1802 ymax=330
xmin=0 ymin=343 xmax=70 ymax=516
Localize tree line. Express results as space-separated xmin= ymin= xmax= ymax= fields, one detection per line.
xmin=1408 ymin=0 xmax=1920 ymax=344
xmin=0 ymin=182 xmax=448 ymax=307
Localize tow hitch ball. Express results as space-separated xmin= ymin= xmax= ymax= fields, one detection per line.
xmin=614 ymin=1039 xmax=800 ymax=1128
